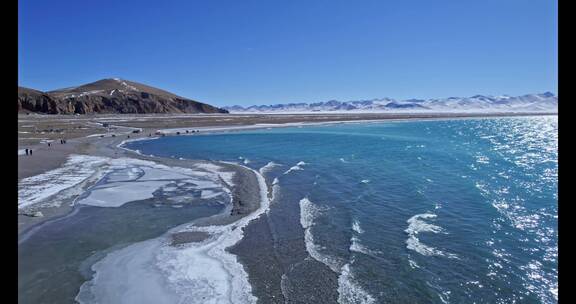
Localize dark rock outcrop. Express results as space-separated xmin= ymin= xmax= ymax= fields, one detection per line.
xmin=18 ymin=78 xmax=228 ymax=114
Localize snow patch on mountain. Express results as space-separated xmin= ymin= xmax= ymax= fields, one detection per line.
xmin=224 ymin=93 xmax=557 ymax=114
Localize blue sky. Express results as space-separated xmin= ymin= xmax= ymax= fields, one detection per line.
xmin=18 ymin=0 xmax=557 ymax=106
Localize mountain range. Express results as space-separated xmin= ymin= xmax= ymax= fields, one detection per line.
xmin=18 ymin=78 xmax=228 ymax=114
xmin=224 ymin=92 xmax=558 ymax=113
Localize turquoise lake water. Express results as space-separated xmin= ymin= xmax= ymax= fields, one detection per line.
xmin=127 ymin=116 xmax=558 ymax=303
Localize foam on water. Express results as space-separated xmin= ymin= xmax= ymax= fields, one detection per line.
xmin=258 ymin=161 xmax=281 ymax=176
xmin=352 ymin=220 xmax=364 ymax=234
xmin=350 ymin=220 xmax=380 ymax=256
xmin=349 ymin=236 xmax=379 ymax=257
xmin=299 ymin=198 xmax=320 ymax=229
xmin=299 ymin=198 xmax=342 ymax=272
xmin=408 ymin=258 xmax=420 ymax=269
xmin=284 ymin=161 xmax=307 ymax=175
xmin=337 ymin=263 xmax=376 ymax=304
xmin=405 ymin=213 xmax=457 ymax=258
xmin=299 ymin=198 xmax=375 ymax=303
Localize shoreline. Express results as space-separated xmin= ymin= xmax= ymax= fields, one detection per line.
xmin=18 ymin=112 xmax=557 ymax=236
xmin=152 ymin=112 xmax=556 ymax=136
xmin=17 ymin=130 xmax=264 ymax=233
xmin=18 ymin=113 xmax=557 ymax=303
xmin=18 ymin=132 xmax=272 ymax=303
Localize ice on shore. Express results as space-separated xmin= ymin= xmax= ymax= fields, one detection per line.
xmin=18 ymin=155 xmax=109 ymax=209
xmin=21 ymin=151 xmax=268 ymax=303
xmin=78 ymin=180 xmax=172 ymax=208
xmin=19 ymin=154 xmax=236 ymax=211
xmin=77 ymin=166 xmax=271 ymax=304
xmin=76 ymin=239 xmax=180 ymax=304
xmin=78 ymin=160 xmax=234 ymax=208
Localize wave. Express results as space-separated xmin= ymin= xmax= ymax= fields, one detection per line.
xmin=350 ymin=221 xmax=380 ymax=257
xmin=258 ymin=161 xmax=281 ymax=176
xmin=337 ymin=263 xmax=376 ymax=304
xmin=405 ymin=213 xmax=458 ymax=259
xmin=350 ymin=236 xmax=379 ymax=256
xmin=77 ymin=165 xmax=271 ymax=304
xmin=299 ymin=199 xmax=376 ymax=303
xmin=284 ymin=161 xmax=307 ymax=175
xmin=299 ymin=198 xmax=341 ymax=272
xmin=408 ymin=258 xmax=420 ymax=269
xmin=237 ymin=156 xmax=250 ymax=165
xmin=299 ymin=198 xmax=320 ymax=229
xmin=270 ymin=183 xmax=281 ymax=203
xmin=352 ymin=220 xmax=364 ymax=234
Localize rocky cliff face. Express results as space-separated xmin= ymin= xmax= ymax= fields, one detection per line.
xmin=18 ymin=78 xmax=228 ymax=114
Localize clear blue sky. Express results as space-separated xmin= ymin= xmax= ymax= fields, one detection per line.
xmin=18 ymin=0 xmax=557 ymax=106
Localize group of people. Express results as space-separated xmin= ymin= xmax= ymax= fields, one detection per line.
xmin=21 ymin=138 xmax=68 ymax=157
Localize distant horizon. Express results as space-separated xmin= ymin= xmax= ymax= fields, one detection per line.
xmin=18 ymin=77 xmax=556 ymax=108
xmin=19 ymin=0 xmax=557 ymax=107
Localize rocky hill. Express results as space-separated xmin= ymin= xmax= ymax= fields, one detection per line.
xmin=18 ymin=78 xmax=228 ymax=114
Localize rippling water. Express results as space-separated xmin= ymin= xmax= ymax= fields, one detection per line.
xmin=128 ymin=116 xmax=558 ymax=303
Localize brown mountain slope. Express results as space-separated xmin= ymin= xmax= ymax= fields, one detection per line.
xmin=18 ymin=78 xmax=228 ymax=114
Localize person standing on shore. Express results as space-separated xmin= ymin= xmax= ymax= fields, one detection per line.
xmin=25 ymin=149 xmax=29 ymax=155
xmin=30 ymin=149 xmax=33 ymax=155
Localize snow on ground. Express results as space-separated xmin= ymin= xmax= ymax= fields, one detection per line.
xmin=18 ymin=155 xmax=109 ymax=209
xmin=18 ymin=154 xmax=236 ymax=210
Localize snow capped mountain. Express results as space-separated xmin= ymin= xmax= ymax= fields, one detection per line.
xmin=224 ymin=93 xmax=557 ymax=114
